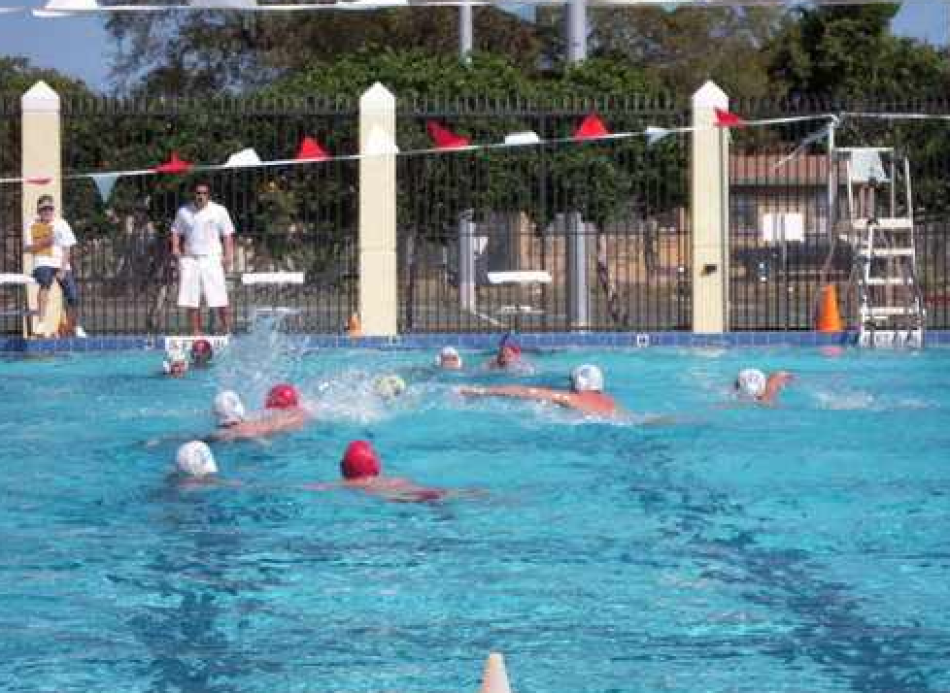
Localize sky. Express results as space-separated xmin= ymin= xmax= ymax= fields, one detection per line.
xmin=0 ymin=0 xmax=947 ymax=93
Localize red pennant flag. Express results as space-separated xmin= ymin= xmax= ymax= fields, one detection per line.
xmin=25 ymin=177 xmax=52 ymax=185
xmin=714 ymin=107 xmax=745 ymax=128
xmin=574 ymin=113 xmax=610 ymax=140
xmin=426 ymin=121 xmax=470 ymax=150
xmin=295 ymin=136 xmax=329 ymax=161
xmin=153 ymin=151 xmax=192 ymax=174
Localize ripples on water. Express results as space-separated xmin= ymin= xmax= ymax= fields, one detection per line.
xmin=0 ymin=343 xmax=948 ymax=692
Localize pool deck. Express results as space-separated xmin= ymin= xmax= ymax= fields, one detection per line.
xmin=2 ymin=330 xmax=950 ymax=353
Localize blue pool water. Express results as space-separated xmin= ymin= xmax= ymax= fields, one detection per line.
xmin=1 ymin=341 xmax=949 ymax=693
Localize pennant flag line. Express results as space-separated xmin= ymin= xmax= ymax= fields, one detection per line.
xmin=13 ymin=110 xmax=944 ymax=192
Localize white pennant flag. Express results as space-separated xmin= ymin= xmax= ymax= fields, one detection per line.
xmin=504 ymin=131 xmax=541 ymax=146
xmin=223 ymin=148 xmax=262 ymax=168
xmin=645 ymin=126 xmax=672 ymax=146
xmin=90 ymin=173 xmax=120 ymax=203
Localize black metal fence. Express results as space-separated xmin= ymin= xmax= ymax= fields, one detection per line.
xmin=397 ymin=95 xmax=691 ymax=333
xmin=2 ymin=93 xmax=949 ymax=336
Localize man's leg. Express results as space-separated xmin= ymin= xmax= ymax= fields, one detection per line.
xmin=216 ymin=306 xmax=231 ymax=335
xmin=36 ymin=287 xmax=49 ymax=324
xmin=188 ymin=308 xmax=202 ymax=336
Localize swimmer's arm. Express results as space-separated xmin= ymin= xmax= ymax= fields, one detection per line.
xmin=458 ymin=385 xmax=568 ymax=406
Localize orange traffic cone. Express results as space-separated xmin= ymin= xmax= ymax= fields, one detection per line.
xmin=478 ymin=653 xmax=512 ymax=693
xmin=816 ymin=284 xmax=843 ymax=332
xmin=345 ymin=312 xmax=362 ymax=337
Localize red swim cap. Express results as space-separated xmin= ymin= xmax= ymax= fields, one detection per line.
xmin=341 ymin=440 xmax=381 ymax=479
xmin=191 ymin=339 xmax=213 ymax=362
xmin=266 ymin=383 xmax=299 ymax=409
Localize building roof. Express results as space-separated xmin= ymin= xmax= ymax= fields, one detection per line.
xmin=731 ymin=154 xmax=846 ymax=187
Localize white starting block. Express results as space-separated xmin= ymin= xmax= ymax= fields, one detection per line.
xmin=0 ymin=273 xmax=37 ymax=286
xmin=164 ymin=335 xmax=230 ymax=355
xmin=0 ymin=273 xmax=38 ymax=321
xmin=241 ymin=272 xmax=305 ymax=286
xmin=487 ymin=271 xmax=552 ymax=285
xmin=487 ymin=271 xmax=551 ymax=319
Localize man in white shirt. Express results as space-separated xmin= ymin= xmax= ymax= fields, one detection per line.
xmin=171 ymin=180 xmax=235 ymax=335
xmin=24 ymin=194 xmax=83 ymax=337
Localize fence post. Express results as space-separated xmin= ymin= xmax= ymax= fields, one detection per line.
xmin=21 ymin=81 xmax=62 ymax=338
xmin=358 ymin=82 xmax=398 ymax=337
xmin=458 ymin=210 xmax=476 ymax=311
xmin=566 ymin=211 xmax=590 ymax=329
xmin=690 ymin=81 xmax=730 ymax=333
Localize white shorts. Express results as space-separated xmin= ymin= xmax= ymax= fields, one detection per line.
xmin=177 ymin=255 xmax=229 ymax=309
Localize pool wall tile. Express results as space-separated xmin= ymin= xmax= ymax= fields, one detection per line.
xmin=2 ymin=330 xmax=950 ymax=353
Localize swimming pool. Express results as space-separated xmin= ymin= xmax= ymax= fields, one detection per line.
xmin=1 ymin=343 xmax=948 ymax=692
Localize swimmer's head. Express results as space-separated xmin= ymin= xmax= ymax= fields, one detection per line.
xmin=175 ymin=440 xmax=218 ymax=477
xmin=496 ymin=334 xmax=522 ymax=366
xmin=437 ymin=346 xmax=462 ymax=369
xmin=736 ymin=368 xmax=767 ymax=399
xmin=162 ymin=347 xmax=189 ymax=377
xmin=190 ymin=338 xmax=213 ymax=367
xmin=341 ymin=440 xmax=381 ymax=480
xmin=266 ymin=383 xmax=299 ymax=410
xmin=374 ymin=374 xmax=407 ymax=400
xmin=571 ymin=364 xmax=604 ymax=393
xmin=212 ymin=390 xmax=245 ymax=426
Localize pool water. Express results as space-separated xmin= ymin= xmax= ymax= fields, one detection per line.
xmin=1 ymin=342 xmax=948 ymax=693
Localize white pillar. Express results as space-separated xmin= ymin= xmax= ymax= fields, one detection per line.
xmin=358 ymin=83 xmax=399 ymax=337
xmin=690 ymin=81 xmax=730 ymax=333
xmin=21 ymin=81 xmax=62 ymax=338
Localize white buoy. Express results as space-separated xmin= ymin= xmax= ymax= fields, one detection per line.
xmin=478 ymin=652 xmax=512 ymax=693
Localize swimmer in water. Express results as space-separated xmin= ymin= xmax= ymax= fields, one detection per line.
xmin=487 ymin=333 xmax=526 ymax=370
xmin=373 ymin=374 xmax=407 ymax=400
xmin=162 ymin=346 xmax=189 ymax=378
xmin=459 ymin=364 xmax=618 ymax=417
xmin=311 ymin=440 xmax=448 ymax=503
xmin=735 ymin=368 xmax=793 ymax=406
xmin=436 ymin=346 xmax=463 ymax=370
xmin=209 ymin=383 xmax=311 ymax=442
xmin=190 ymin=338 xmax=213 ymax=368
xmin=173 ymin=440 xmax=218 ymax=484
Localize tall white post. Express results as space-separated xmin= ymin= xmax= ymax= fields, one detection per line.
xmin=690 ymin=81 xmax=730 ymax=333
xmin=358 ymin=82 xmax=398 ymax=337
xmin=21 ymin=81 xmax=62 ymax=338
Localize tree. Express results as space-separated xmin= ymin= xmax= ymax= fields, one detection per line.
xmin=536 ymin=6 xmax=785 ymax=99
xmin=105 ymin=7 xmax=542 ymax=95
xmin=767 ymin=5 xmax=950 ymax=99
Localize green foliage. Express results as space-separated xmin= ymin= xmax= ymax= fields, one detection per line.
xmin=767 ymin=6 xmax=949 ymax=98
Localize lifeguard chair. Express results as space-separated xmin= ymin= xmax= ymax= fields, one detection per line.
xmin=833 ymin=147 xmax=924 ymax=348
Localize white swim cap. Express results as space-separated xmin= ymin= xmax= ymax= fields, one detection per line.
xmin=571 ymin=364 xmax=604 ymax=392
xmin=374 ymin=374 xmax=407 ymax=399
xmin=437 ymin=346 xmax=462 ymax=367
xmin=212 ymin=390 xmax=246 ymax=426
xmin=175 ymin=441 xmax=218 ymax=477
xmin=736 ymin=368 xmax=767 ymax=398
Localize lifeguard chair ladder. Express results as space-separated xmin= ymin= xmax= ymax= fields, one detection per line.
xmin=836 ymin=147 xmax=925 ymax=348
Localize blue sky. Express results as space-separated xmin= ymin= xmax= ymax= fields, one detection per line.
xmin=0 ymin=0 xmax=947 ymax=92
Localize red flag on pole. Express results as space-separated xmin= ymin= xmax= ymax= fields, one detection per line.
xmin=714 ymin=108 xmax=745 ymax=128
xmin=25 ymin=177 xmax=52 ymax=185
xmin=153 ymin=152 xmax=192 ymax=174
xmin=427 ymin=121 xmax=470 ymax=150
xmin=574 ymin=113 xmax=610 ymax=140
xmin=295 ymin=136 xmax=330 ymax=161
